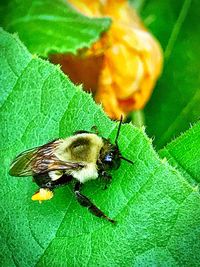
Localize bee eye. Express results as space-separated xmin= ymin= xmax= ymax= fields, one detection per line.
xmin=103 ymin=151 xmax=121 ymax=170
xmin=105 ymin=154 xmax=113 ymax=162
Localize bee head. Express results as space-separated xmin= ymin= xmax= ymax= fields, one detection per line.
xmin=99 ymin=116 xmax=133 ymax=170
xmin=102 ymin=144 xmax=121 ymax=170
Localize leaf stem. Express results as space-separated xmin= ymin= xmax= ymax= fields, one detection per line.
xmin=164 ymin=0 xmax=191 ymax=60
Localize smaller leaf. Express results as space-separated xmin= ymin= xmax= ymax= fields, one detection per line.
xmin=159 ymin=121 xmax=200 ymax=187
xmin=142 ymin=0 xmax=200 ymax=148
xmin=1 ymin=0 xmax=111 ymax=57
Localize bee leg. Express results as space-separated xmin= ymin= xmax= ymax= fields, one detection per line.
xmin=32 ymin=188 xmax=54 ymax=202
xmin=32 ymin=174 xmax=73 ymax=202
xmin=91 ymin=125 xmax=98 ymax=134
xmin=74 ymin=182 xmax=116 ymax=224
xmin=33 ymin=173 xmax=73 ymax=189
xmin=100 ymin=171 xmax=112 ymax=190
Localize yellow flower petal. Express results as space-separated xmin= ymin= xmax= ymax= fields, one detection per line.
xmin=52 ymin=0 xmax=163 ymax=119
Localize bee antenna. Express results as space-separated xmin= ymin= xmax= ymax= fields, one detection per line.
xmin=115 ymin=115 xmax=123 ymax=146
xmin=120 ymin=156 xmax=134 ymax=165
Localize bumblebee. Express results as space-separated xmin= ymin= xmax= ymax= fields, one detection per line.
xmin=9 ymin=117 xmax=133 ymax=223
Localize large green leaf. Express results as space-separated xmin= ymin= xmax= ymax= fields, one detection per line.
xmin=0 ymin=0 xmax=111 ymax=57
xmin=1 ymin=29 xmax=200 ymax=266
xmin=140 ymin=0 xmax=200 ymax=148
xmin=159 ymin=121 xmax=200 ymax=187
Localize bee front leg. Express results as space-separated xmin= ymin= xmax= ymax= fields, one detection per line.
xmin=91 ymin=125 xmax=98 ymax=134
xmin=99 ymin=171 xmax=112 ymax=189
xmin=74 ymin=182 xmax=115 ymax=224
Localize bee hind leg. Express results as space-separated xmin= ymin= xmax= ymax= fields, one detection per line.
xmin=74 ymin=182 xmax=116 ymax=224
xmin=32 ymin=174 xmax=73 ymax=202
xmin=32 ymin=174 xmax=54 ymax=202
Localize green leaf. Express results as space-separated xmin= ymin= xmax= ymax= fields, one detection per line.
xmin=1 ymin=28 xmax=200 ymax=266
xmin=140 ymin=0 xmax=200 ymax=148
xmin=159 ymin=121 xmax=200 ymax=187
xmin=1 ymin=0 xmax=111 ymax=57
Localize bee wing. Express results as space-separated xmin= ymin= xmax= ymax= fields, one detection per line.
xmin=9 ymin=147 xmax=39 ymax=176
xmin=9 ymin=140 xmax=84 ymax=177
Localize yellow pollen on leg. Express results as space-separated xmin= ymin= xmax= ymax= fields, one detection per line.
xmin=31 ymin=188 xmax=54 ymax=202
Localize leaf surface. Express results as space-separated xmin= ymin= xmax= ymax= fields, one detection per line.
xmin=1 ymin=0 xmax=111 ymax=56
xmin=1 ymin=29 xmax=200 ymax=267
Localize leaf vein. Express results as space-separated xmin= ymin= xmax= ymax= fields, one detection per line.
xmin=164 ymin=0 xmax=191 ymax=60
xmin=0 ymin=58 xmax=32 ymax=109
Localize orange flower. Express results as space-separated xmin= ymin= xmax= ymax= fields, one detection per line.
xmin=52 ymin=0 xmax=163 ymax=119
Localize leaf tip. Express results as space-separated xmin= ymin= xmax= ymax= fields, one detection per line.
xmin=161 ymin=157 xmax=167 ymax=164
xmin=12 ymin=32 xmax=19 ymax=39
xmin=54 ymin=63 xmax=62 ymax=71
xmin=148 ymin=138 xmax=153 ymax=144
xmin=192 ymin=185 xmax=199 ymax=193
xmin=77 ymin=84 xmax=83 ymax=91
xmin=140 ymin=125 xmax=146 ymax=133
xmin=32 ymin=54 xmax=38 ymax=59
